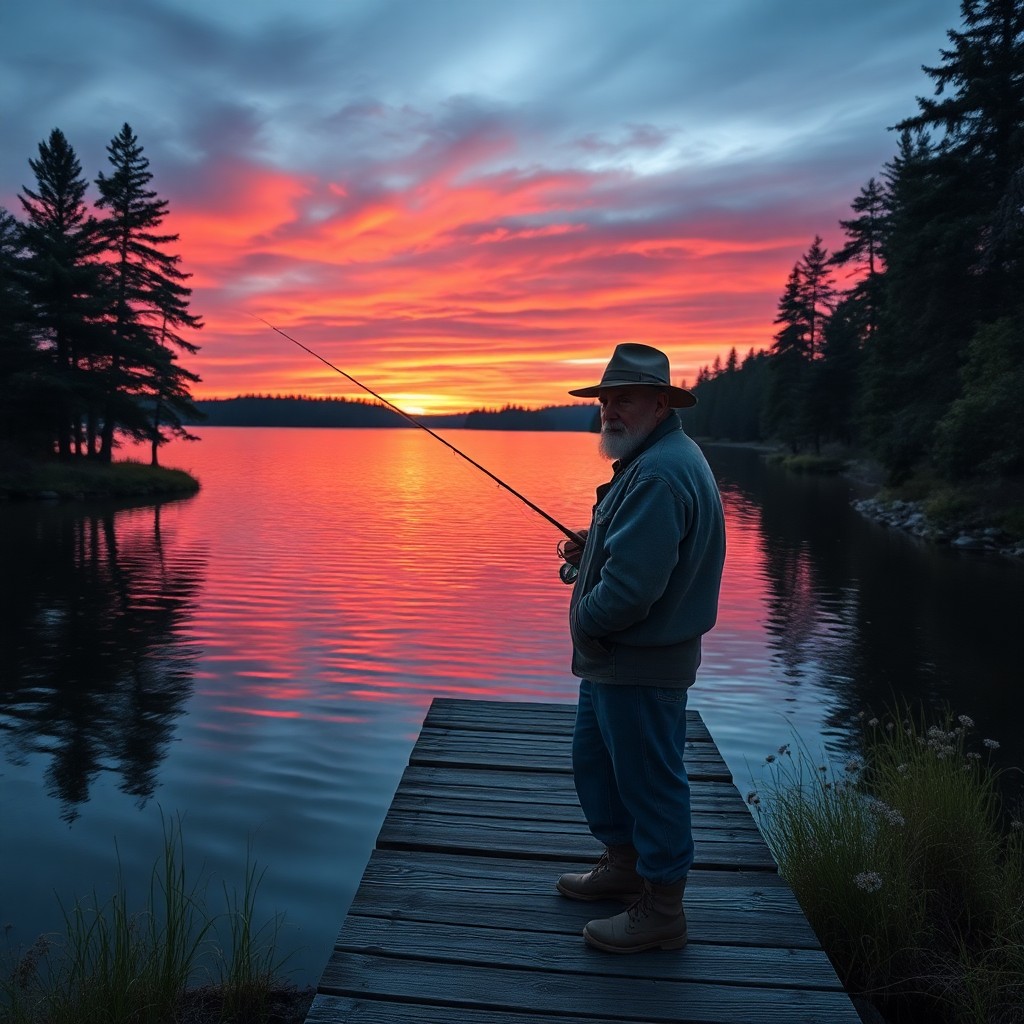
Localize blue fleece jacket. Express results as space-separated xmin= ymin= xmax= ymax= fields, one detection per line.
xmin=569 ymin=411 xmax=726 ymax=687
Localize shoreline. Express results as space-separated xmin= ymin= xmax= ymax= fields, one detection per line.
xmin=0 ymin=458 xmax=200 ymax=502
xmin=755 ymin=446 xmax=1024 ymax=562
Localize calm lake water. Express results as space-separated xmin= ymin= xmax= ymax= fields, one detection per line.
xmin=2 ymin=426 xmax=1021 ymax=985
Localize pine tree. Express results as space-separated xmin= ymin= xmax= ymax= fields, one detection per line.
xmin=765 ymin=265 xmax=811 ymax=450
xmin=18 ymin=129 xmax=108 ymax=458
xmin=798 ymin=235 xmax=837 ymax=361
xmin=897 ymin=0 xmax=1024 ymax=315
xmin=832 ymin=177 xmax=888 ymax=344
xmin=93 ymin=123 xmax=202 ymax=463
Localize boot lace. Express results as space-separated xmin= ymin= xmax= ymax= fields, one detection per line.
xmin=627 ymin=883 xmax=655 ymax=923
xmin=587 ymin=850 xmax=612 ymax=880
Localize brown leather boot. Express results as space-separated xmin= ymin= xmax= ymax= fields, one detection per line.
xmin=555 ymin=844 xmax=642 ymax=902
xmin=582 ymin=878 xmax=687 ymax=952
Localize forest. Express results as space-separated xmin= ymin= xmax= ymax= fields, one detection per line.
xmin=683 ymin=0 xmax=1023 ymax=492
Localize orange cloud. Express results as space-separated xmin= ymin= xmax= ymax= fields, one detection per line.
xmin=165 ymin=148 xmax=841 ymax=413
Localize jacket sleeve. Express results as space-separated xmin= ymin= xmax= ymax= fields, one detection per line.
xmin=574 ymin=473 xmax=691 ymax=639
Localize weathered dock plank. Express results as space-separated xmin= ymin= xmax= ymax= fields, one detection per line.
xmin=306 ymin=697 xmax=860 ymax=1023
xmin=347 ymin=851 xmax=821 ymax=948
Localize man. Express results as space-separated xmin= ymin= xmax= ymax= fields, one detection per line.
xmin=556 ymin=342 xmax=726 ymax=953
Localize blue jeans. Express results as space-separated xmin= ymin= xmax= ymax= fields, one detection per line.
xmin=572 ymin=679 xmax=693 ymax=884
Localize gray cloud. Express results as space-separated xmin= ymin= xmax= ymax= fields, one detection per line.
xmin=1 ymin=0 xmax=964 ymax=306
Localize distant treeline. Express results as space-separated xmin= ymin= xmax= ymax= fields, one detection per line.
xmin=683 ymin=0 xmax=1024 ymax=486
xmin=192 ymin=395 xmax=600 ymax=432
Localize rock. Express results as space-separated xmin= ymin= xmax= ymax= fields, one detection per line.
xmin=952 ymin=535 xmax=985 ymax=549
xmin=851 ymin=497 xmax=1021 ymax=563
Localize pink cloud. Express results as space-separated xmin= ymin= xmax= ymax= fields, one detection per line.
xmin=163 ymin=130 xmax=851 ymax=411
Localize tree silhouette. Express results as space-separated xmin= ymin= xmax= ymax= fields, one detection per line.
xmin=0 ymin=208 xmax=45 ymax=455
xmin=93 ymin=123 xmax=203 ymax=463
xmin=832 ymin=177 xmax=888 ymax=344
xmin=17 ymin=129 xmax=108 ymax=459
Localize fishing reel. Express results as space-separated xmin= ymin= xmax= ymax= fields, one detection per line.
xmin=557 ymin=538 xmax=580 ymax=585
xmin=559 ymin=561 xmax=579 ymax=585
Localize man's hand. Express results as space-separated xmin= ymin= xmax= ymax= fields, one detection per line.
xmin=558 ymin=529 xmax=589 ymax=568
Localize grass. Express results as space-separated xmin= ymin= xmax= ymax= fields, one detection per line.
xmin=1 ymin=817 xmax=305 ymax=1024
xmin=752 ymin=708 xmax=1024 ymax=1024
xmin=0 ymin=456 xmax=199 ymax=500
xmin=215 ymin=844 xmax=291 ymax=1023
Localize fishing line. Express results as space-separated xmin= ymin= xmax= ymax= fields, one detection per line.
xmin=253 ymin=316 xmax=587 ymax=565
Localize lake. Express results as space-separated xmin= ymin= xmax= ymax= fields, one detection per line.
xmin=1 ymin=426 xmax=1021 ymax=985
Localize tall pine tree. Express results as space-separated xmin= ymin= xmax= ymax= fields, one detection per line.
xmin=831 ymin=177 xmax=888 ymax=344
xmin=93 ymin=123 xmax=202 ymax=463
xmin=18 ymin=129 xmax=108 ymax=459
xmin=764 ymin=264 xmax=811 ymax=450
xmin=898 ymin=0 xmax=1024 ymax=316
xmin=798 ymin=235 xmax=836 ymax=361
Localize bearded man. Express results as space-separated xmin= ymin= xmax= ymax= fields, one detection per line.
xmin=556 ymin=342 xmax=726 ymax=953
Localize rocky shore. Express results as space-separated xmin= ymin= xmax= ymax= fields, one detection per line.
xmin=852 ymin=497 xmax=1024 ymax=560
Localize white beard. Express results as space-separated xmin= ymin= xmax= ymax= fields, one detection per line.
xmin=599 ymin=423 xmax=649 ymax=461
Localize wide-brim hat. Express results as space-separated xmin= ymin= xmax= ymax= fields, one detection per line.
xmin=568 ymin=343 xmax=696 ymax=408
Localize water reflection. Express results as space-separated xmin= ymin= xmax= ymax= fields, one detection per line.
xmin=1 ymin=430 xmax=1020 ymax=985
xmin=710 ymin=446 xmax=1024 ymax=782
xmin=0 ymin=500 xmax=205 ymax=821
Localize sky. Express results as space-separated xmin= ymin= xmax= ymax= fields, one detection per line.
xmin=2 ymin=0 xmax=965 ymax=414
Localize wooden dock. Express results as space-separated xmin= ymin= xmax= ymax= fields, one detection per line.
xmin=306 ymin=698 xmax=860 ymax=1023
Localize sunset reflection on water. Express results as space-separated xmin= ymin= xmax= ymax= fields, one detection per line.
xmin=3 ymin=425 xmax=1020 ymax=985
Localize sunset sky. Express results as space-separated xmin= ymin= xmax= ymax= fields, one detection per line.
xmin=3 ymin=0 xmax=964 ymax=413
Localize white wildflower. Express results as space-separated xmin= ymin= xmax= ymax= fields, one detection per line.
xmin=1011 ymin=821 xmax=1023 ymax=832
xmin=983 ymin=738 xmax=1001 ymax=750
xmin=958 ymin=715 xmax=975 ymax=728
xmin=854 ymin=871 xmax=884 ymax=893
xmin=868 ymin=718 xmax=880 ymax=728
xmin=878 ymin=803 xmax=905 ymax=827
xmin=896 ymin=764 xmax=909 ymax=775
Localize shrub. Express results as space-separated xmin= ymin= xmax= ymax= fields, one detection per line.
xmin=753 ymin=709 xmax=1024 ymax=1023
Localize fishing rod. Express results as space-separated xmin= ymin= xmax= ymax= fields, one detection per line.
xmin=253 ymin=316 xmax=587 ymax=574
